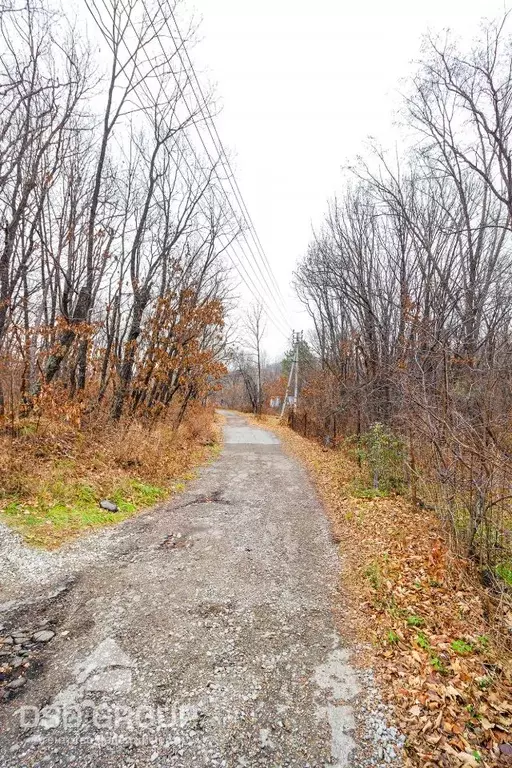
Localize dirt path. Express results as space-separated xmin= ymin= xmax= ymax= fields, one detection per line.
xmin=0 ymin=411 xmax=402 ymax=767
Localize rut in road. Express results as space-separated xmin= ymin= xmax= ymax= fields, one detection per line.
xmin=0 ymin=411 xmax=402 ymax=767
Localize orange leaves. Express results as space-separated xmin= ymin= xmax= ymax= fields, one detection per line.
xmin=260 ymin=420 xmax=512 ymax=768
xmin=127 ymin=289 xmax=227 ymax=417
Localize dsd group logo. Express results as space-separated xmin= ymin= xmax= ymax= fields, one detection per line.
xmin=15 ymin=638 xmax=201 ymax=743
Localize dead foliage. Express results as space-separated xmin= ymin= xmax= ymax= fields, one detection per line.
xmin=0 ymin=403 xmax=220 ymax=548
xmin=254 ymin=415 xmax=512 ymax=768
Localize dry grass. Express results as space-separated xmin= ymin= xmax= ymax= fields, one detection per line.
xmin=250 ymin=414 xmax=512 ymax=768
xmin=0 ymin=403 xmax=220 ymax=548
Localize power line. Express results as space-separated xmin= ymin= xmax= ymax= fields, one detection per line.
xmin=166 ymin=5 xmax=289 ymax=312
xmin=85 ymin=0 xmax=292 ymax=339
xmin=135 ymin=0 xmax=291 ymax=331
xmin=86 ymin=0 xmax=289 ymax=338
xmin=93 ymin=0 xmax=291 ymax=337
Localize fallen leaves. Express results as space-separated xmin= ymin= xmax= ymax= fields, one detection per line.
xmin=256 ymin=415 xmax=512 ymax=768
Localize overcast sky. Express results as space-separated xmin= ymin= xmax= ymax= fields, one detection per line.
xmin=188 ymin=0 xmax=508 ymax=357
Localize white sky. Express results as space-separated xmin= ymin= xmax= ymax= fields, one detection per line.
xmin=189 ymin=0 xmax=508 ymax=358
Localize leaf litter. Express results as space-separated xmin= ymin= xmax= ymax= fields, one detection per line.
xmin=250 ymin=414 xmax=512 ymax=768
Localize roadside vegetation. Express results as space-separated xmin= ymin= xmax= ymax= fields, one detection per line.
xmin=252 ymin=414 xmax=512 ymax=768
xmin=226 ymin=18 xmax=512 ymax=765
xmin=0 ymin=405 xmax=220 ymax=548
xmin=288 ymin=17 xmax=512 ymax=598
xmin=0 ymin=0 xmax=230 ymax=548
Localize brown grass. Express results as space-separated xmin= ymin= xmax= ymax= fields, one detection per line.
xmin=0 ymin=403 xmax=221 ymax=548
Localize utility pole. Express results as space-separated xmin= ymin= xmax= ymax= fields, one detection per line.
xmin=280 ymin=330 xmax=295 ymax=419
xmin=293 ymin=331 xmax=302 ymax=414
xmin=280 ymin=330 xmax=302 ymax=419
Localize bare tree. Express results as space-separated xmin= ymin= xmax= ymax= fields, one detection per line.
xmin=295 ymin=55 xmax=512 ymax=572
xmin=0 ymin=0 xmax=231 ymax=430
xmin=243 ymin=303 xmax=265 ymax=414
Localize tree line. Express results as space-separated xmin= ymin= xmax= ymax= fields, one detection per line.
xmin=0 ymin=0 xmax=232 ymax=429
xmin=295 ymin=16 xmax=512 ymax=574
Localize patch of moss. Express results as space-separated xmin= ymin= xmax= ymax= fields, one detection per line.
xmin=495 ymin=561 xmax=512 ymax=586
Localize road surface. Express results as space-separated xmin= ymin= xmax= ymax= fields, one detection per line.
xmin=0 ymin=411 xmax=401 ymax=767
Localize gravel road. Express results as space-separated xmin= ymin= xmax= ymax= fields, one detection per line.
xmin=0 ymin=411 xmax=403 ymax=767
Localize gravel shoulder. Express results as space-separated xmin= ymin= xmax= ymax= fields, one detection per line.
xmin=0 ymin=411 xmax=403 ymax=767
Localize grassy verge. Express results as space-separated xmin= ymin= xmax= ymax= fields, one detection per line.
xmin=0 ymin=404 xmax=221 ymax=548
xmin=250 ymin=414 xmax=512 ymax=768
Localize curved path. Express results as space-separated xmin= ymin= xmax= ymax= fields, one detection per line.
xmin=0 ymin=411 xmax=398 ymax=767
